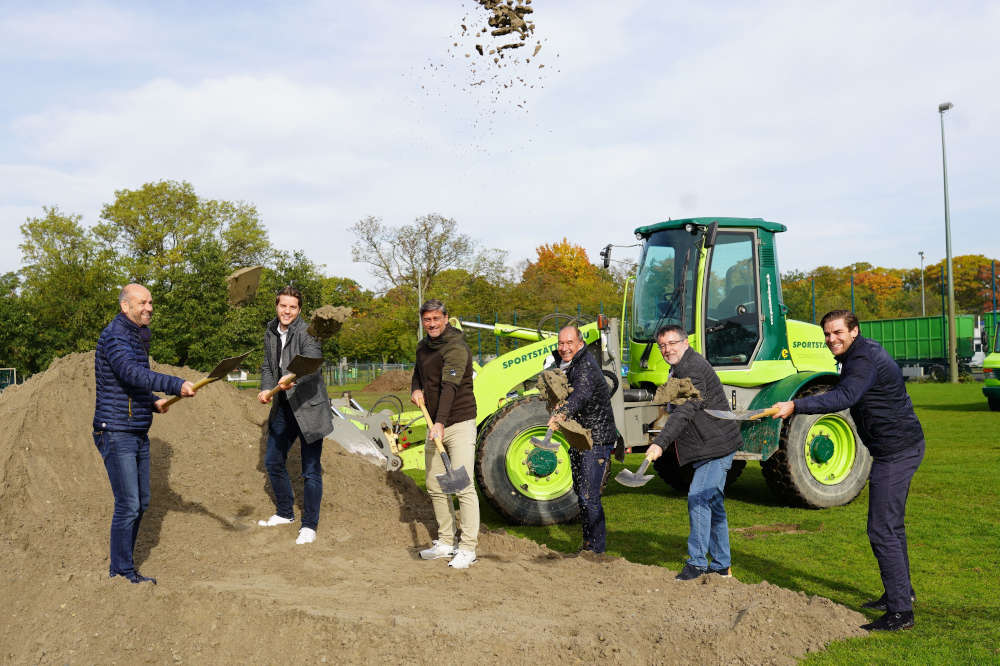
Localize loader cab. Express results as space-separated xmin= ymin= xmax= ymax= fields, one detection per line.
xmin=627 ymin=217 xmax=790 ymax=389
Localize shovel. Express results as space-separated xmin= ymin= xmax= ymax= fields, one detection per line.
xmin=704 ymin=406 xmax=780 ymax=421
xmin=416 ymin=399 xmax=472 ymax=494
xmin=262 ymin=354 xmax=325 ymax=401
xmin=615 ymin=455 xmax=655 ymax=488
xmin=530 ymin=426 xmax=560 ymax=451
xmin=162 ymin=350 xmax=252 ymax=408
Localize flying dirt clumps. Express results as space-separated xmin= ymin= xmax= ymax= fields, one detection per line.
xmin=477 ymin=0 xmax=534 ymax=44
xmin=307 ymin=305 xmax=352 ymax=340
xmin=225 ymin=265 xmax=263 ymax=306
xmin=536 ymin=369 xmax=593 ymax=450
xmin=653 ymin=376 xmax=702 ymax=405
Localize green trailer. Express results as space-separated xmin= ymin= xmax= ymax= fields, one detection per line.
xmin=983 ymin=313 xmax=1000 ymax=411
xmin=860 ymin=314 xmax=977 ymax=380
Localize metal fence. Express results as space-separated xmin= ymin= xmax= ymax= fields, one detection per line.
xmin=0 ymin=368 xmax=17 ymax=391
xmin=324 ymin=362 xmax=415 ymax=387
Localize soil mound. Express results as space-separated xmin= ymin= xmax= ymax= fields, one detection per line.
xmin=363 ymin=369 xmax=413 ymax=393
xmin=0 ymin=352 xmax=867 ymax=663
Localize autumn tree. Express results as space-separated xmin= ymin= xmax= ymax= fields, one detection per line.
xmin=516 ymin=238 xmax=624 ymax=321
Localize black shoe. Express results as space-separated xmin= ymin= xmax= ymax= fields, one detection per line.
xmin=708 ymin=566 xmax=733 ymax=578
xmin=112 ymin=571 xmax=157 ymax=585
xmin=675 ymin=563 xmax=706 ymax=581
xmin=861 ymin=610 xmax=914 ymax=632
xmin=861 ymin=590 xmax=916 ymax=612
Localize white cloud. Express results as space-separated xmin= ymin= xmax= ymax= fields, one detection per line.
xmin=1 ymin=0 xmax=998 ymax=288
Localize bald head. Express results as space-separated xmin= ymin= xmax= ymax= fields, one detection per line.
xmin=119 ymin=283 xmax=154 ymax=327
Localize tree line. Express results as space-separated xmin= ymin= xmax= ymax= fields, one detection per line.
xmin=1 ymin=180 xmax=997 ymax=378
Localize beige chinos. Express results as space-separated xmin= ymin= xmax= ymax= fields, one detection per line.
xmin=424 ymin=418 xmax=479 ymax=552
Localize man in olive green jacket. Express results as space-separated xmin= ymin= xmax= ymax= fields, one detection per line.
xmin=411 ymin=299 xmax=479 ymax=569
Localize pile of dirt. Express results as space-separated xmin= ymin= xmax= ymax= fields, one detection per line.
xmin=0 ymin=352 xmax=868 ymax=663
xmin=363 ymin=368 xmax=413 ymax=393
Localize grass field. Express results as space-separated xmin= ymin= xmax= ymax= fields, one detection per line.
xmin=389 ymin=383 xmax=998 ymax=664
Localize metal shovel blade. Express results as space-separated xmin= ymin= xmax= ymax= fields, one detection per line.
xmin=704 ymin=406 xmax=779 ymax=421
xmin=263 ymin=355 xmax=325 ymax=400
xmin=161 ymin=350 xmax=252 ymax=407
xmin=530 ymin=427 xmax=560 ymax=451
xmin=614 ymin=458 xmax=654 ymax=488
xmin=435 ymin=449 xmax=472 ymax=494
xmin=285 ymin=354 xmax=325 ymax=378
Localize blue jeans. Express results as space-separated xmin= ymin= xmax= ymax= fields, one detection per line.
xmin=686 ymin=451 xmax=735 ymax=570
xmin=265 ymin=399 xmax=324 ymax=530
xmin=94 ymin=430 xmax=150 ymax=576
xmin=569 ymin=444 xmax=613 ymax=553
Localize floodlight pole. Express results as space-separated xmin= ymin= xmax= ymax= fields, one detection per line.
xmin=919 ymin=251 xmax=925 ymax=316
xmin=938 ymin=101 xmax=958 ymax=383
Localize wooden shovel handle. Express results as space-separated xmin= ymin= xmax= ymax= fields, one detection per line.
xmin=749 ymin=405 xmax=781 ymax=420
xmin=415 ymin=399 xmax=446 ymax=455
xmin=264 ymin=372 xmax=297 ymax=400
xmin=160 ymin=375 xmax=215 ymax=408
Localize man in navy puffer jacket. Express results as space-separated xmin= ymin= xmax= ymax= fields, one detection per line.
xmin=772 ymin=310 xmax=924 ymax=632
xmin=93 ymin=284 xmax=195 ymax=584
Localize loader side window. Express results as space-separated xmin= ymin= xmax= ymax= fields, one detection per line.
xmin=705 ymin=232 xmax=760 ymax=366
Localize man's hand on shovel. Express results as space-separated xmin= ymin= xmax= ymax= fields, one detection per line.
xmin=156 ymin=381 xmax=197 ymax=414
xmin=257 ymin=375 xmax=295 ymax=404
xmin=415 ymin=396 xmax=472 ymax=494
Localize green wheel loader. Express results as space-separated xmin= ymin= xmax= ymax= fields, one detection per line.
xmin=350 ymin=217 xmax=871 ymax=525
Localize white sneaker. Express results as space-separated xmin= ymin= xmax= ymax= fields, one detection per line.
xmin=258 ymin=514 xmax=294 ymax=527
xmin=296 ymin=527 xmax=316 ymax=545
xmin=419 ymin=540 xmax=456 ymax=560
xmin=448 ymin=549 xmax=477 ymax=569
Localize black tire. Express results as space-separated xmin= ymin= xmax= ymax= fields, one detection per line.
xmin=988 ymin=395 xmax=1000 ymax=412
xmin=602 ymin=369 xmax=620 ymax=398
xmin=928 ymin=364 xmax=947 ymax=382
xmin=475 ymin=396 xmax=579 ymax=525
xmin=761 ymin=384 xmax=872 ymax=508
xmin=651 ymin=444 xmax=746 ymax=494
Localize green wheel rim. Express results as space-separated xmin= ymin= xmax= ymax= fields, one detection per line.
xmin=504 ymin=425 xmax=573 ymax=501
xmin=803 ymin=415 xmax=856 ymax=485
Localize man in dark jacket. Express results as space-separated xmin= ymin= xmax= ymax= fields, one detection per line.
xmin=257 ymin=286 xmax=334 ymax=545
xmin=93 ymin=283 xmax=196 ymax=584
xmin=411 ymin=299 xmax=480 ymax=569
xmin=547 ymin=325 xmax=617 ymax=554
xmin=772 ymin=310 xmax=924 ymax=632
xmin=647 ymin=324 xmax=742 ymax=580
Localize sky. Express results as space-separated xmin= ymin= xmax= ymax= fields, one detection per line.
xmin=2 ymin=0 xmax=998 ymax=291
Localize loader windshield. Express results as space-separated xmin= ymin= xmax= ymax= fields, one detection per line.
xmin=632 ymin=228 xmax=698 ymax=341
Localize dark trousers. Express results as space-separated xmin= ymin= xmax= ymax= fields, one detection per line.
xmin=569 ymin=444 xmax=612 ymax=553
xmin=868 ymin=439 xmax=924 ymax=612
xmin=94 ymin=430 xmax=150 ymax=576
xmin=265 ymin=399 xmax=324 ymax=530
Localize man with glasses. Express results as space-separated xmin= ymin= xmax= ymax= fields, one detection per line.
xmin=646 ymin=324 xmax=742 ymax=580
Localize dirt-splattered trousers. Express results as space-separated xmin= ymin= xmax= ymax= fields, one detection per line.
xmin=569 ymin=444 xmax=613 ymax=553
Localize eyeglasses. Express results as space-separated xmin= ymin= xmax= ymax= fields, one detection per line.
xmin=657 ymin=338 xmax=685 ymax=350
